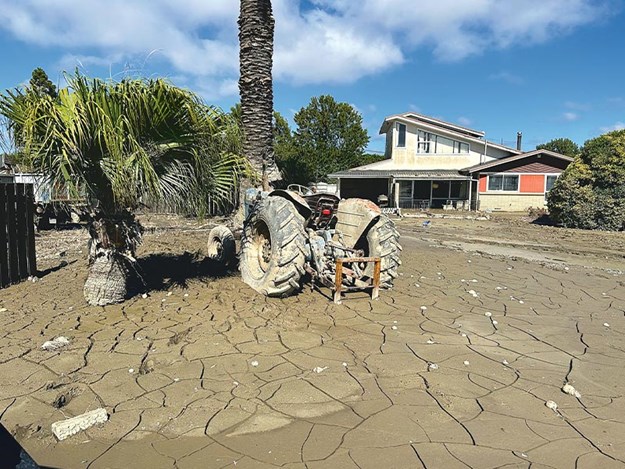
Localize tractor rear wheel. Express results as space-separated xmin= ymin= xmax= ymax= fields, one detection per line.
xmin=207 ymin=225 xmax=236 ymax=267
xmin=240 ymin=196 xmax=307 ymax=297
xmin=360 ymin=215 xmax=402 ymax=287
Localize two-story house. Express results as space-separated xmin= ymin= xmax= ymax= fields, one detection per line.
xmin=329 ymin=112 xmax=573 ymax=211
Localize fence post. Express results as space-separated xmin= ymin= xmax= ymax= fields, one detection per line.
xmin=0 ymin=185 xmax=8 ymax=287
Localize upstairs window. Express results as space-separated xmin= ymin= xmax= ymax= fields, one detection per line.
xmin=488 ymin=174 xmax=519 ymax=191
xmin=397 ymin=123 xmax=406 ymax=147
xmin=416 ymin=130 xmax=469 ymax=154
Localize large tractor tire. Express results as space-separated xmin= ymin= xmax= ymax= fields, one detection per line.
xmin=359 ymin=215 xmax=402 ymax=287
xmin=207 ymin=225 xmax=236 ymax=267
xmin=240 ymin=196 xmax=307 ymax=297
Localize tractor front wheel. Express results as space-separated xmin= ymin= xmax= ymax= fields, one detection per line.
xmin=240 ymin=197 xmax=306 ymax=297
xmin=359 ymin=215 xmax=402 ymax=287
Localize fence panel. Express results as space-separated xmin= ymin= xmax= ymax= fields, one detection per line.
xmin=0 ymin=183 xmax=37 ymax=288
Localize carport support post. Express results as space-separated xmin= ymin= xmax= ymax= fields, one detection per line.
xmin=467 ymin=177 xmax=472 ymax=211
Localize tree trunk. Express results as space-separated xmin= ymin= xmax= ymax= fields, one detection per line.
xmin=83 ymin=214 xmax=142 ymax=306
xmin=238 ymin=0 xmax=281 ymax=190
xmin=83 ymin=249 xmax=130 ymax=306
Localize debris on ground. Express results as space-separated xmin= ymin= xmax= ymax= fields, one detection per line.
xmin=41 ymin=337 xmax=70 ymax=351
xmin=51 ymin=408 xmax=108 ymax=441
xmin=562 ymin=383 xmax=582 ymax=398
xmin=312 ymin=366 xmax=328 ymax=374
xmin=428 ymin=363 xmax=439 ymax=371
xmin=545 ymin=400 xmax=559 ymax=413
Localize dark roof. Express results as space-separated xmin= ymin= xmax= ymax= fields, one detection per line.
xmin=462 ymin=149 xmax=574 ymax=173
xmin=329 ymin=169 xmax=471 ymax=180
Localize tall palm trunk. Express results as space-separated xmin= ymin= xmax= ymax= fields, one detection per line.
xmin=83 ymin=213 xmax=142 ymax=305
xmin=238 ymin=0 xmax=280 ymax=190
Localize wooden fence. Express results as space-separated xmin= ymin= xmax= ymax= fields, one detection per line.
xmin=0 ymin=183 xmax=37 ymax=288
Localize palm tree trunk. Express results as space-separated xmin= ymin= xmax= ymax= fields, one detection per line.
xmin=238 ymin=0 xmax=281 ymax=190
xmin=83 ymin=215 xmax=142 ymax=306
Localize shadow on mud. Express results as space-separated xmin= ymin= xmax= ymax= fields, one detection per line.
xmin=38 ymin=260 xmax=76 ymax=278
xmin=136 ymin=251 xmax=237 ymax=292
xmin=530 ymin=214 xmax=557 ymax=226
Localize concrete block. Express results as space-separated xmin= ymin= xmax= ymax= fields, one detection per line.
xmin=51 ymin=408 xmax=108 ymax=440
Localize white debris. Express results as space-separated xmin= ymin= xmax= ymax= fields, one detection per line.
xmin=51 ymin=408 xmax=108 ymax=441
xmin=420 ymin=306 xmax=428 ymax=311
xmin=393 ymin=320 xmax=398 ymax=323
xmin=461 ymin=333 xmax=467 ymax=338
xmin=484 ymin=312 xmax=492 ymax=317
xmin=128 ymin=368 xmax=134 ymax=373
xmin=461 ymin=279 xmax=466 ymax=282
xmin=174 ymin=378 xmax=180 ymax=382
xmin=428 ymin=363 xmax=439 ymax=371
xmin=233 ymin=381 xmax=239 ymax=386
xmin=496 ymin=287 xmax=503 ymax=291
xmin=467 ymin=260 xmax=472 ymax=263
xmin=519 ymin=300 xmax=525 ymax=304
xmin=603 ymin=322 xmax=610 ymax=328
xmin=161 ymin=298 xmax=166 ymax=303
xmin=391 ymin=325 xmax=398 ymax=330
xmin=41 ymin=336 xmax=70 ymax=351
xmin=562 ymin=383 xmax=582 ymax=398
xmin=184 ymin=293 xmax=189 ymax=297
xmin=471 ymin=279 xmax=478 ymax=283
xmin=414 ymin=283 xmax=420 ymax=288
xmin=342 ymin=362 xmax=348 ymax=367
xmin=426 ymin=339 xmax=435 ymax=344
xmin=312 ymin=366 xmax=328 ymax=374
xmin=141 ymin=293 xmax=148 ymax=299
xmin=250 ymin=360 xmax=259 ymax=367
xmin=167 ymin=292 xmax=173 ymax=297
xmin=502 ymin=359 xmax=509 ymax=366
xmin=545 ymin=400 xmax=558 ymax=412
xmin=437 ymin=272 xmax=442 ymax=276
xmin=492 ymin=320 xmax=499 ymax=326
xmin=468 ymin=290 xmax=478 ymax=297
xmin=463 ymin=360 xmax=470 ymax=366
xmin=0 ymin=308 xmax=7 ymax=312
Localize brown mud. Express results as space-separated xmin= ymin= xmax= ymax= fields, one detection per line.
xmin=0 ymin=213 xmax=624 ymax=468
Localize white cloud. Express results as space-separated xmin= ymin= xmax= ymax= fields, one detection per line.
xmin=457 ymin=116 xmax=473 ymax=127
xmin=0 ymin=0 xmax=611 ymax=95
xmin=600 ymin=121 xmax=625 ymax=133
xmin=488 ymin=71 xmax=525 ymax=85
xmin=562 ymin=112 xmax=580 ymax=122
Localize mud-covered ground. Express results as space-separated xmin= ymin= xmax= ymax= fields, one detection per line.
xmin=1 ymin=213 xmax=624 ymax=468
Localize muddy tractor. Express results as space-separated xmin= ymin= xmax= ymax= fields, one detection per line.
xmin=208 ymin=187 xmax=402 ymax=303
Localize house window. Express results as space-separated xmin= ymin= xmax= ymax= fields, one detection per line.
xmin=454 ymin=141 xmax=469 ymax=153
xmin=417 ymin=131 xmax=433 ymax=153
xmin=488 ymin=174 xmax=519 ymax=191
xmin=397 ymin=123 xmax=406 ymax=147
xmin=545 ymin=175 xmax=558 ymax=192
xmin=416 ymin=130 xmax=469 ymax=154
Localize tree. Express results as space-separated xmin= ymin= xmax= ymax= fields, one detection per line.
xmin=29 ymin=67 xmax=58 ymax=98
xmin=0 ymin=73 xmax=244 ymax=305
xmin=293 ymin=95 xmax=370 ymax=182
xmin=548 ymin=130 xmax=625 ymax=230
xmin=238 ymin=0 xmax=280 ymax=190
xmin=536 ymin=138 xmax=580 ymax=157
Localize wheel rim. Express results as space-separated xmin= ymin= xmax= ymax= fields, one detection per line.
xmin=252 ymin=221 xmax=272 ymax=273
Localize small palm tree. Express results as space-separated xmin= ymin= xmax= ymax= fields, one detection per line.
xmin=0 ymin=73 xmax=244 ymax=305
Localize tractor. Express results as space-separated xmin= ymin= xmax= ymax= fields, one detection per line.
xmin=207 ymin=186 xmax=402 ymax=303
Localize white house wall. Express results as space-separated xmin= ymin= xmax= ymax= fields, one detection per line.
xmin=387 ymin=121 xmax=514 ymax=171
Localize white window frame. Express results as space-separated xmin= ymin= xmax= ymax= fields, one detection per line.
xmin=545 ymin=174 xmax=559 ymax=193
xmin=396 ymin=123 xmax=406 ymax=148
xmin=487 ymin=174 xmax=520 ymax=192
xmin=416 ymin=129 xmax=470 ymax=155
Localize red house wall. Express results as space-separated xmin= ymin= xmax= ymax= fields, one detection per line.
xmin=520 ymin=174 xmax=545 ymax=193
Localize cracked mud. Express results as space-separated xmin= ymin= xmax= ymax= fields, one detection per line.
xmin=1 ymin=214 xmax=624 ymax=468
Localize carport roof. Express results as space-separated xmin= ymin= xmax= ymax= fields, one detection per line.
xmin=328 ymin=169 xmax=471 ymax=180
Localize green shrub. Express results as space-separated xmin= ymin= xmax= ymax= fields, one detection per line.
xmin=548 ymin=130 xmax=625 ymax=231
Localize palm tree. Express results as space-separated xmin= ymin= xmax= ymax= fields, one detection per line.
xmin=238 ymin=0 xmax=281 ymax=190
xmin=0 ymin=73 xmax=244 ymax=305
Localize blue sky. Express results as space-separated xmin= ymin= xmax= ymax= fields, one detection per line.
xmin=0 ymin=0 xmax=624 ymax=153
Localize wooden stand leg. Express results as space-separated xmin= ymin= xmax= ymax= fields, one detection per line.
xmin=371 ymin=258 xmax=381 ymax=300
xmin=334 ymin=260 xmax=343 ymax=304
